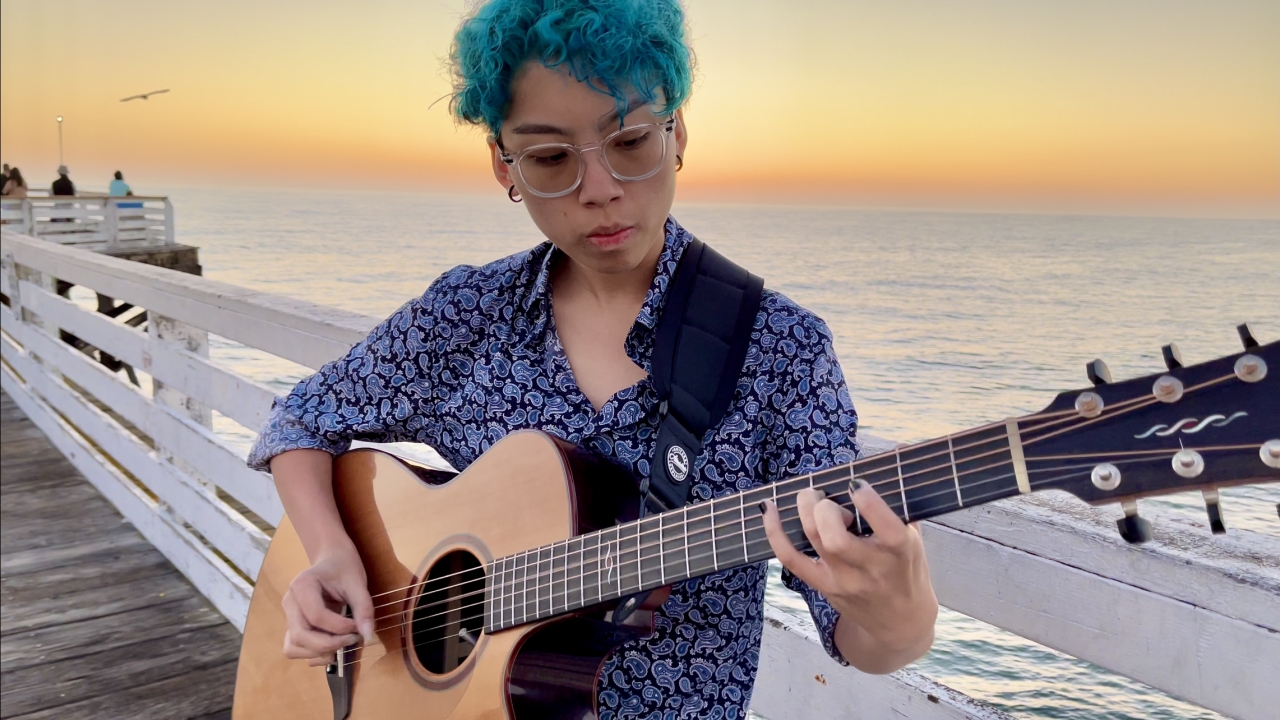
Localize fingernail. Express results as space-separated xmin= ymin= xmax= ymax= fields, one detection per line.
xmin=757 ymin=501 xmax=768 ymax=515
xmin=347 ymin=634 xmax=362 ymax=646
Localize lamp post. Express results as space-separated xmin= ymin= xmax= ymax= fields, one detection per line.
xmin=56 ymin=116 xmax=64 ymax=166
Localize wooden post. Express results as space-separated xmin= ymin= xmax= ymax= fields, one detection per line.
xmin=148 ymin=313 xmax=214 ymax=493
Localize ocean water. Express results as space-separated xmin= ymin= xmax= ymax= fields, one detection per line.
xmin=165 ymin=186 xmax=1278 ymax=719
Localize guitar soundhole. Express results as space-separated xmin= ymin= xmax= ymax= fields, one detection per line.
xmin=411 ymin=550 xmax=485 ymax=675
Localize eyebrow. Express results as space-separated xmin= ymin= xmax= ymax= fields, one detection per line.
xmin=508 ymin=97 xmax=650 ymax=137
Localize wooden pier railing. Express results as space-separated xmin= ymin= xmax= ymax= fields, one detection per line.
xmin=1 ymin=228 xmax=1275 ymax=720
xmin=2 ymin=195 xmax=175 ymax=249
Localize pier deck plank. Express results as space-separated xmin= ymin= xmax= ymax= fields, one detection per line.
xmin=0 ymin=389 xmax=240 ymax=719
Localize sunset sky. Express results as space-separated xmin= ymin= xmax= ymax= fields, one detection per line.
xmin=2 ymin=0 xmax=1276 ymax=218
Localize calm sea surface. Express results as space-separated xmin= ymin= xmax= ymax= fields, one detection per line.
xmin=166 ymin=186 xmax=1278 ymax=719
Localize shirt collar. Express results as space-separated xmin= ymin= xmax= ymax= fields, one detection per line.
xmin=514 ymin=216 xmax=693 ymax=366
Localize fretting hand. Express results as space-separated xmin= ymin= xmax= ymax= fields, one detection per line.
xmin=760 ymin=481 xmax=938 ymax=674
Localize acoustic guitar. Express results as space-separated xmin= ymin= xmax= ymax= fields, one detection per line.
xmin=233 ymin=330 xmax=1278 ymax=719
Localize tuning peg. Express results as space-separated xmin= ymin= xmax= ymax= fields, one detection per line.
xmin=1238 ymin=323 xmax=1260 ymax=349
xmin=1086 ymin=359 xmax=1112 ymax=386
xmin=1161 ymin=343 xmax=1183 ymax=370
xmin=1116 ymin=500 xmax=1153 ymax=544
xmin=1202 ymin=489 xmax=1226 ymax=535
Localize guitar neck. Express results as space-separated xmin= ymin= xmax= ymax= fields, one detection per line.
xmin=484 ymin=418 xmax=1030 ymax=632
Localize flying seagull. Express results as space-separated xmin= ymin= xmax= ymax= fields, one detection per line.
xmin=120 ymin=89 xmax=170 ymax=102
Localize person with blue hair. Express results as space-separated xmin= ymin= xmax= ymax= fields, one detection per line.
xmin=251 ymin=1 xmax=938 ymax=716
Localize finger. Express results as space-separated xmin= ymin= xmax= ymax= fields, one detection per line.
xmin=795 ymin=489 xmax=828 ymax=557
xmin=344 ymin=578 xmax=377 ymax=645
xmin=849 ymin=480 xmax=909 ymax=548
xmin=294 ymin=576 xmax=358 ymax=636
xmin=307 ymin=654 xmax=337 ymax=667
xmin=813 ymin=498 xmax=861 ymax=561
xmin=759 ymin=500 xmax=825 ymax=589
xmin=286 ymin=624 xmax=361 ymax=657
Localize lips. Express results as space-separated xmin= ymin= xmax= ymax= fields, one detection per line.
xmin=586 ymin=225 xmax=635 ymax=249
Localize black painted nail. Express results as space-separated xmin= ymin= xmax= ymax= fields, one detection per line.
xmin=758 ymin=501 xmax=768 ymax=515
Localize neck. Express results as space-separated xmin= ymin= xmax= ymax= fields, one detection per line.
xmin=483 ymin=417 xmax=1032 ymax=632
xmin=554 ymin=232 xmax=665 ymax=308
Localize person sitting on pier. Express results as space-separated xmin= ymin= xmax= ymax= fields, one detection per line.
xmin=1 ymin=166 xmax=26 ymax=198
xmin=51 ymin=166 xmax=75 ymax=196
xmin=108 ymin=170 xmax=131 ymax=196
xmin=247 ymin=1 xmax=939 ymax=716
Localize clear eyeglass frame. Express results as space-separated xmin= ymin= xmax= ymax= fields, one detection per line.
xmin=499 ymin=117 xmax=676 ymax=198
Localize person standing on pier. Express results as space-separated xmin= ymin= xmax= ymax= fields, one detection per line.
xmin=1 ymin=167 xmax=26 ymax=198
xmin=51 ymin=166 xmax=75 ymax=196
xmin=247 ymin=1 xmax=939 ymax=716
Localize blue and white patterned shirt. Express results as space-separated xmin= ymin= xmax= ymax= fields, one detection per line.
xmin=249 ymin=217 xmax=860 ymax=719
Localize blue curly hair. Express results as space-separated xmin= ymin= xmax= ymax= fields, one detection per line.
xmin=448 ymin=0 xmax=694 ymax=137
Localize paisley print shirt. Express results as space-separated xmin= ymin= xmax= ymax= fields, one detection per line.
xmin=248 ymin=217 xmax=861 ymax=719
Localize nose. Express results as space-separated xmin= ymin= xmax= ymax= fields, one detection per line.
xmin=576 ymin=146 xmax=623 ymax=207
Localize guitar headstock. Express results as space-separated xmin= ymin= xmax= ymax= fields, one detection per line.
xmin=1019 ymin=324 xmax=1279 ymax=544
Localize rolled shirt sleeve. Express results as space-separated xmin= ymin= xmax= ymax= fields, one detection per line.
xmin=760 ymin=299 xmax=861 ymax=666
xmin=246 ymin=291 xmax=439 ymax=470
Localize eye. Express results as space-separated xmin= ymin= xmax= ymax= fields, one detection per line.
xmin=526 ymin=149 xmax=571 ymax=167
xmin=611 ymin=129 xmax=652 ymax=151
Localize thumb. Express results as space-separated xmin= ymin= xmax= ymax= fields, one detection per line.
xmin=345 ymin=580 xmax=376 ymax=645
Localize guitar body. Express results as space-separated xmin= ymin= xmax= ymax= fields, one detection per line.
xmin=233 ymin=430 xmax=649 ymax=719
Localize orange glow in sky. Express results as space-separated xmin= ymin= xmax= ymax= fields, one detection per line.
xmin=2 ymin=0 xmax=1276 ymax=218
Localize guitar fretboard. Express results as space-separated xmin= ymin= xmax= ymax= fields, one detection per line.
xmin=483 ymin=419 xmax=1027 ymax=632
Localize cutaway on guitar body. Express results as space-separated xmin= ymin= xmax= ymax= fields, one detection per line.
xmin=233 ymin=431 xmax=649 ymax=720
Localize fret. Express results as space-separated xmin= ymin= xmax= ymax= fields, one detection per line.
xmin=535 ymin=545 xmax=552 ymax=620
xmin=580 ymin=532 xmax=602 ymax=606
xmin=599 ymin=526 xmax=621 ymax=597
xmin=493 ymin=558 xmax=504 ymax=630
xmin=952 ymin=423 xmax=1023 ymax=507
xmin=848 ymin=463 xmax=865 ymax=535
xmin=894 ymin=447 xmax=910 ymax=522
xmin=617 ymin=522 xmax=642 ymax=595
xmin=517 ymin=549 xmax=531 ymax=624
xmin=947 ymin=435 xmax=963 ymax=507
xmin=637 ymin=516 xmax=664 ymax=590
xmin=712 ymin=497 xmax=748 ymax=569
xmin=551 ymin=541 xmax=567 ymax=615
xmin=773 ymin=475 xmax=812 ymax=550
xmin=504 ymin=555 xmax=516 ymax=628
xmin=661 ymin=509 xmax=689 ymax=586
xmin=741 ymin=486 xmax=773 ymax=563
xmin=485 ymin=561 xmax=495 ymax=631
xmin=896 ymin=438 xmax=958 ymax=522
xmin=568 ymin=537 xmax=584 ymax=611
xmin=684 ymin=503 xmax=717 ymax=576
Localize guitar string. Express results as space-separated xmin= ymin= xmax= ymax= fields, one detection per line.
xmin=359 ymin=376 xmax=1225 ymax=621
xmin=364 ymin=442 xmax=1259 ymax=637
xmin=361 ymin=377 xmax=1190 ymax=606
xmin=354 ymin=393 xmax=1135 ymax=604
xmin=341 ymin=442 xmax=1257 ymax=663
xmin=360 ymin=375 xmax=1237 ymax=622
xmin=358 ymin=384 xmax=1151 ymax=611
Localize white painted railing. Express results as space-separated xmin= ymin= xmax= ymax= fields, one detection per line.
xmin=1 ymin=196 xmax=174 ymax=249
xmin=1 ymin=229 xmax=1276 ymax=720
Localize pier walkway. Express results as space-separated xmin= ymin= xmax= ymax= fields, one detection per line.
xmin=0 ymin=389 xmax=238 ymax=719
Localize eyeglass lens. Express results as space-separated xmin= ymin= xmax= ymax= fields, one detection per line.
xmin=518 ymin=125 xmax=667 ymax=196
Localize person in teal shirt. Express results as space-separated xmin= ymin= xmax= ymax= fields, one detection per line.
xmin=108 ymin=170 xmax=131 ymax=196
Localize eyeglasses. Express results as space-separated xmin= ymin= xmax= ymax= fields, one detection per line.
xmin=499 ymin=118 xmax=676 ymax=198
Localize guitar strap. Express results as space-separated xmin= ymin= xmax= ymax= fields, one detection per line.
xmin=642 ymin=236 xmax=765 ymax=515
